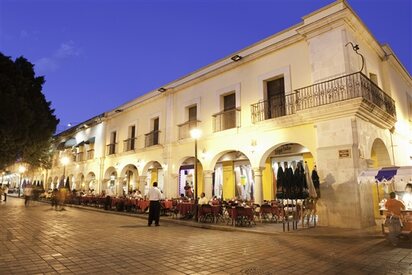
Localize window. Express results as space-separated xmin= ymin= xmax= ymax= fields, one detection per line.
xmin=107 ymin=131 xmax=117 ymax=155
xmin=223 ymin=93 xmax=236 ymax=111
xmin=124 ymin=125 xmax=136 ymax=151
xmin=188 ymin=105 xmax=197 ymax=121
xmin=213 ymin=83 xmax=241 ymax=132
xmin=266 ymin=77 xmax=285 ymax=118
xmin=214 ymin=93 xmax=237 ymax=131
xmin=178 ymin=105 xmax=199 ymax=139
xmin=408 ymin=95 xmax=412 ymax=122
xmin=145 ymin=117 xmax=159 ymax=147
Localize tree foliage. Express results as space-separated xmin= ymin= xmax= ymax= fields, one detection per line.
xmin=0 ymin=52 xmax=59 ymax=170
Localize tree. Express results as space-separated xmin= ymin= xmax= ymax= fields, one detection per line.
xmin=0 ymin=52 xmax=59 ymax=170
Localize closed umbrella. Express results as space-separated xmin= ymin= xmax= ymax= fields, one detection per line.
xmin=59 ymin=177 xmax=65 ymax=189
xmin=304 ymin=162 xmax=317 ymax=199
xmin=65 ymin=176 xmax=70 ymax=190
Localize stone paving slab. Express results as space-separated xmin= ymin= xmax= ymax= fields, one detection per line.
xmin=1 ymin=197 xmax=411 ymax=275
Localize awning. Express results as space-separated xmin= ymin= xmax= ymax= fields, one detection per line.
xmin=64 ymin=138 xmax=77 ymax=148
xmin=375 ymin=167 xmax=399 ymax=182
xmin=75 ymin=141 xmax=85 ymax=147
xmin=85 ymin=137 xmax=95 ymax=144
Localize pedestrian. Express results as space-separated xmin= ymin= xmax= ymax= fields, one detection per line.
xmin=385 ymin=192 xmax=405 ymax=246
xmin=3 ymin=185 xmax=9 ymax=201
xmin=24 ymin=184 xmax=33 ymax=206
xmin=51 ymin=188 xmax=59 ymax=210
xmin=147 ymin=181 xmax=162 ymax=226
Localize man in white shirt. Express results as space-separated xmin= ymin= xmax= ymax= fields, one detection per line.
xmin=148 ymin=182 xmax=162 ymax=226
xmin=198 ymin=192 xmax=208 ymax=205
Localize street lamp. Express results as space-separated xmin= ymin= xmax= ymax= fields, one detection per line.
xmin=190 ymin=128 xmax=201 ymax=221
xmin=60 ymin=156 xmax=70 ymax=188
xmin=18 ymin=166 xmax=26 ymax=197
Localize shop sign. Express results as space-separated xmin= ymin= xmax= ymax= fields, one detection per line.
xmin=339 ymin=149 xmax=351 ymax=158
xmin=274 ymin=144 xmax=293 ymax=155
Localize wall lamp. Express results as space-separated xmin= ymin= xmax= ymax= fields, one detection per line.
xmin=115 ymin=109 xmax=123 ymax=113
xmin=231 ymin=55 xmax=242 ymax=62
xmin=158 ymin=87 xmax=167 ymax=93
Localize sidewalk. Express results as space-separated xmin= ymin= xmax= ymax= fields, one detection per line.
xmin=17 ymin=195 xmax=383 ymax=240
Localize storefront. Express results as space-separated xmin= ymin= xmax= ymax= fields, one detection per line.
xmin=262 ymin=143 xmax=316 ymax=200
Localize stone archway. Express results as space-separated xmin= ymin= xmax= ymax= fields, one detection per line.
xmin=104 ymin=167 xmax=118 ymax=195
xmin=369 ymin=138 xmax=392 ymax=218
xmin=85 ymin=172 xmax=97 ymax=192
xmin=370 ymin=138 xmax=391 ymax=168
xmin=142 ymin=161 xmax=164 ymax=195
xmin=177 ymin=157 xmax=204 ymax=199
xmin=259 ymin=143 xmax=315 ymax=200
xmin=211 ymin=150 xmax=253 ymax=201
xmin=120 ymin=164 xmax=139 ymax=195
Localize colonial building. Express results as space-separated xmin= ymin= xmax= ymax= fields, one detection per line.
xmin=21 ymin=0 xmax=412 ymax=228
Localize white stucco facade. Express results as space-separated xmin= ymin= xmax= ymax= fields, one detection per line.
xmin=21 ymin=0 xmax=411 ymax=229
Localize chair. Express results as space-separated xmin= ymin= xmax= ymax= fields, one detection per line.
xmin=199 ymin=204 xmax=214 ymax=223
xmin=235 ymin=206 xmax=247 ymax=226
xmin=169 ymin=199 xmax=179 ymax=218
xmin=253 ymin=204 xmax=261 ymax=221
xmin=260 ymin=204 xmax=273 ymax=223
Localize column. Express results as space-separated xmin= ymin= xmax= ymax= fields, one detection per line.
xmin=203 ymin=170 xmax=214 ymax=199
xmin=139 ymin=176 xmax=147 ymax=197
xmin=253 ymin=167 xmax=263 ymax=205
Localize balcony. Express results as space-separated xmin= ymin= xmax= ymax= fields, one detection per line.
xmin=87 ymin=149 xmax=94 ymax=160
xmin=145 ymin=130 xmax=160 ymax=147
xmin=123 ymin=138 xmax=136 ymax=152
xmin=251 ymin=72 xmax=396 ymax=127
xmin=213 ymin=108 xmax=241 ymax=132
xmin=106 ymin=143 xmax=117 ymax=155
xmin=178 ymin=120 xmax=201 ymax=140
xmin=76 ymin=152 xmax=84 ymax=162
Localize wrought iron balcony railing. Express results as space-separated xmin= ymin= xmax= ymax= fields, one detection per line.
xmin=251 ymin=94 xmax=296 ymax=123
xmin=251 ymin=72 xmax=396 ymax=123
xmin=106 ymin=143 xmax=117 ymax=155
xmin=213 ymin=108 xmax=241 ymax=132
xmin=145 ymin=130 xmax=160 ymax=147
xmin=123 ymin=137 xmax=136 ymax=152
xmin=178 ymin=120 xmax=201 ymax=140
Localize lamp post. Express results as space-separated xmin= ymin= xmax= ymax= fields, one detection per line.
xmin=60 ymin=156 xmax=69 ymax=188
xmin=190 ymin=128 xmax=201 ymax=221
xmin=18 ymin=166 xmax=26 ymax=197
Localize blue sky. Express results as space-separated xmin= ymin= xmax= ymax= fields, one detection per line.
xmin=1 ymin=0 xmax=411 ymax=133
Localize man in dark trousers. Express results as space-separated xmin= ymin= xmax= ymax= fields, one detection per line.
xmin=148 ymin=181 xmax=162 ymax=226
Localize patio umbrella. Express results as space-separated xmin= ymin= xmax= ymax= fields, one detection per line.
xmin=304 ymin=162 xmax=317 ymax=199
xmin=65 ymin=176 xmax=70 ymax=190
xmin=59 ymin=177 xmax=65 ymax=189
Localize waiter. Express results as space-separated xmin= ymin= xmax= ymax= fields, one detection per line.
xmin=148 ymin=181 xmax=162 ymax=226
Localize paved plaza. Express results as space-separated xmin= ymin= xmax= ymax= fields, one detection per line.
xmin=1 ymin=197 xmax=411 ymax=275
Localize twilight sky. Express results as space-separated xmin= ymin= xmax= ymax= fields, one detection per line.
xmin=1 ymin=0 xmax=411 ymax=133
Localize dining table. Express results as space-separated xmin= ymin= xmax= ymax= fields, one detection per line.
xmin=176 ymin=202 xmax=194 ymax=219
xmin=227 ymin=206 xmax=254 ymax=226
